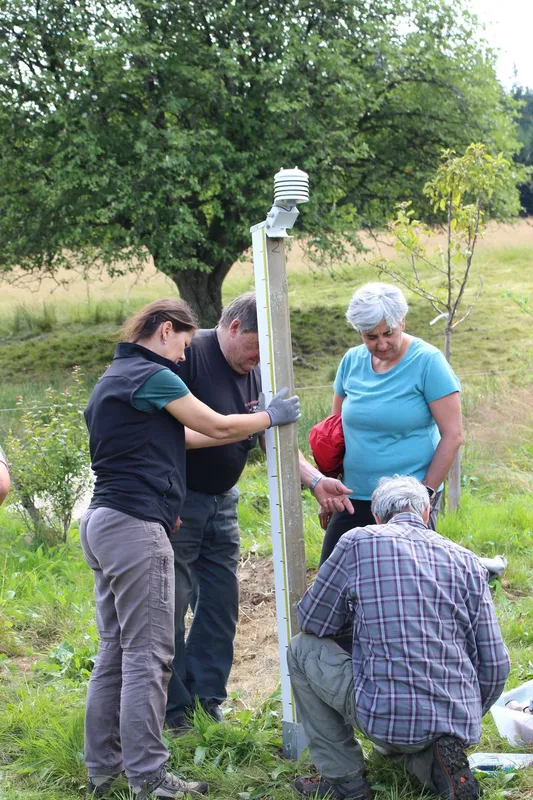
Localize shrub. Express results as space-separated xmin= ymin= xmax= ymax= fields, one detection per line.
xmin=34 ymin=640 xmax=97 ymax=682
xmin=5 ymin=368 xmax=92 ymax=546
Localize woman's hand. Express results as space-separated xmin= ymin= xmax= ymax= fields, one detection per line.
xmin=262 ymin=388 xmax=301 ymax=427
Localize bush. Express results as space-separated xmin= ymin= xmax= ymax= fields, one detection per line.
xmin=5 ymin=368 xmax=92 ymax=545
xmin=34 ymin=640 xmax=97 ymax=682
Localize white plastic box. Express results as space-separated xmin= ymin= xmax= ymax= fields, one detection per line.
xmin=490 ymin=679 xmax=533 ymax=745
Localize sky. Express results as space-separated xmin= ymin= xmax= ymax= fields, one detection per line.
xmin=468 ymin=0 xmax=533 ymax=89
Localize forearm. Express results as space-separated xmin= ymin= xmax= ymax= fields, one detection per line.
xmin=478 ymin=649 xmax=511 ymax=714
xmin=423 ymin=432 xmax=463 ymax=489
xmin=297 ymin=544 xmax=352 ymax=636
xmin=215 ymin=411 xmax=270 ymax=440
xmin=298 ymin=450 xmax=322 ymax=489
xmin=475 ymin=585 xmax=511 ymax=714
xmin=167 ymin=392 xmax=271 ymax=440
xmin=185 ymin=428 xmax=250 ymax=449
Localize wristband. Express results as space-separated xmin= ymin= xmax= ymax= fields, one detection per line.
xmin=309 ymin=475 xmax=324 ymax=495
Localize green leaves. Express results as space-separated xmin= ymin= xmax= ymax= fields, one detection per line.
xmin=5 ymin=367 xmax=92 ymax=545
xmin=0 ymin=0 xmax=525 ymax=321
xmin=424 ymin=144 xmax=527 ymax=224
xmin=372 ymin=142 xmax=525 ymax=363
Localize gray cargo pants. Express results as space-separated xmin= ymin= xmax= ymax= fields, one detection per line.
xmin=80 ymin=507 xmax=174 ymax=784
xmin=287 ymin=633 xmax=442 ymax=792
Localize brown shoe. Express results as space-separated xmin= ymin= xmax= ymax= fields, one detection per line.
xmin=132 ymin=768 xmax=208 ymax=798
xmin=293 ymin=774 xmax=372 ymax=800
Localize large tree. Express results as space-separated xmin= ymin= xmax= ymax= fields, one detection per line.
xmin=512 ymin=86 xmax=533 ymax=215
xmin=0 ymin=0 xmax=521 ymax=324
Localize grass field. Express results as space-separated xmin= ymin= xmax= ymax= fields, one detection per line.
xmin=1 ymin=221 xmax=533 ymax=799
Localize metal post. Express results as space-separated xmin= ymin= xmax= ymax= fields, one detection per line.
xmin=251 ymin=223 xmax=308 ymax=759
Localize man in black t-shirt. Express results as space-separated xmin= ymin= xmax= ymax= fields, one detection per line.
xmin=165 ymin=293 xmax=354 ymax=731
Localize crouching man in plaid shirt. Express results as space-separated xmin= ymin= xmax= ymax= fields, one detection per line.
xmin=288 ymin=475 xmax=510 ymax=800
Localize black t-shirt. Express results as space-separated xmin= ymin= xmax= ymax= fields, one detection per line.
xmin=178 ymin=328 xmax=261 ymax=494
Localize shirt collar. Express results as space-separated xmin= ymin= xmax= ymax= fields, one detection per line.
xmin=389 ymin=511 xmax=427 ymax=530
xmin=114 ymin=342 xmax=181 ymax=374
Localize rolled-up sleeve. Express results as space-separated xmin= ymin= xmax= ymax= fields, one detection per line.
xmin=475 ymin=580 xmax=510 ymax=714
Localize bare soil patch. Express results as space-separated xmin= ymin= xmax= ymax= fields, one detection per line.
xmin=228 ymin=557 xmax=279 ymax=708
xmin=229 ymin=558 xmax=317 ymax=708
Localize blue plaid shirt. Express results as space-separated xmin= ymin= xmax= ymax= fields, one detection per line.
xmin=297 ymin=513 xmax=510 ymax=746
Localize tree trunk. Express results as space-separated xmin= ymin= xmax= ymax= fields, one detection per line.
xmin=443 ymin=322 xmax=461 ymax=512
xmin=170 ymin=268 xmax=225 ymax=328
xmin=447 ymin=449 xmax=461 ymax=513
xmin=444 ymin=323 xmax=453 ymax=362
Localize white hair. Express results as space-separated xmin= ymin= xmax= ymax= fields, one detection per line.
xmin=345 ymin=283 xmax=408 ymax=332
xmin=370 ymin=475 xmax=429 ymax=523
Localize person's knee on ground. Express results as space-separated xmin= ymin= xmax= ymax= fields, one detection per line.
xmin=288 ymin=634 xmax=372 ymax=800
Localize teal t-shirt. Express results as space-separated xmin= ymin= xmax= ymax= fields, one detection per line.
xmin=132 ymin=368 xmax=190 ymax=412
xmin=333 ymin=337 xmax=461 ymax=499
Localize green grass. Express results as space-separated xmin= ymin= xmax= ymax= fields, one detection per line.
xmin=2 ymin=483 xmax=533 ymax=799
xmin=1 ymin=233 xmax=533 ymax=798
xmin=1 ymin=241 xmax=533 ymax=389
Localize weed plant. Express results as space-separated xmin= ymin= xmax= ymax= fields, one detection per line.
xmin=1 ymin=233 xmax=533 ymax=798
xmin=2 ymin=478 xmax=533 ymax=799
xmin=4 ymin=369 xmax=93 ymax=546
xmin=0 ymin=513 xmax=95 ymax=655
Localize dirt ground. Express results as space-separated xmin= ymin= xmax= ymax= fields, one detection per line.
xmin=227 ymin=557 xmax=280 ymax=708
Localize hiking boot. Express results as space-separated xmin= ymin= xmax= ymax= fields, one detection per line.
xmin=165 ymin=711 xmax=194 ymax=737
xmin=131 ymin=767 xmax=208 ymax=799
xmin=431 ymin=736 xmax=482 ymax=799
xmin=293 ymin=774 xmax=372 ymax=800
xmin=87 ymin=772 xmax=124 ymax=797
xmin=202 ymin=701 xmax=224 ymax=723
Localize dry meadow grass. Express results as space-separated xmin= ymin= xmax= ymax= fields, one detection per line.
xmin=1 ymin=218 xmax=531 ymax=315
xmin=465 ymin=383 xmax=533 ymax=494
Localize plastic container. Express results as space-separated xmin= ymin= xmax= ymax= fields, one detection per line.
xmin=469 ymin=752 xmax=533 ymax=773
xmin=490 ymin=679 xmax=533 ymax=745
xmin=478 ymin=555 xmax=508 ymax=577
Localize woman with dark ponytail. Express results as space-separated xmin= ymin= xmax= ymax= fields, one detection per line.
xmin=81 ymin=298 xmax=299 ymax=799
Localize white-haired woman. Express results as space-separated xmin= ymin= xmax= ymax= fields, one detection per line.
xmin=320 ymin=282 xmax=463 ymax=564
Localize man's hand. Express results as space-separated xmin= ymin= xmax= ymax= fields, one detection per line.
xmin=313 ymin=477 xmax=354 ymax=515
xmin=318 ymin=508 xmax=331 ymax=531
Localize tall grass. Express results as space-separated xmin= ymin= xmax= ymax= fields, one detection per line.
xmin=0 ymin=513 xmax=96 ymax=654
xmin=1 ymin=230 xmax=533 ymax=799
xmin=2 ymin=481 xmax=533 ymax=798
